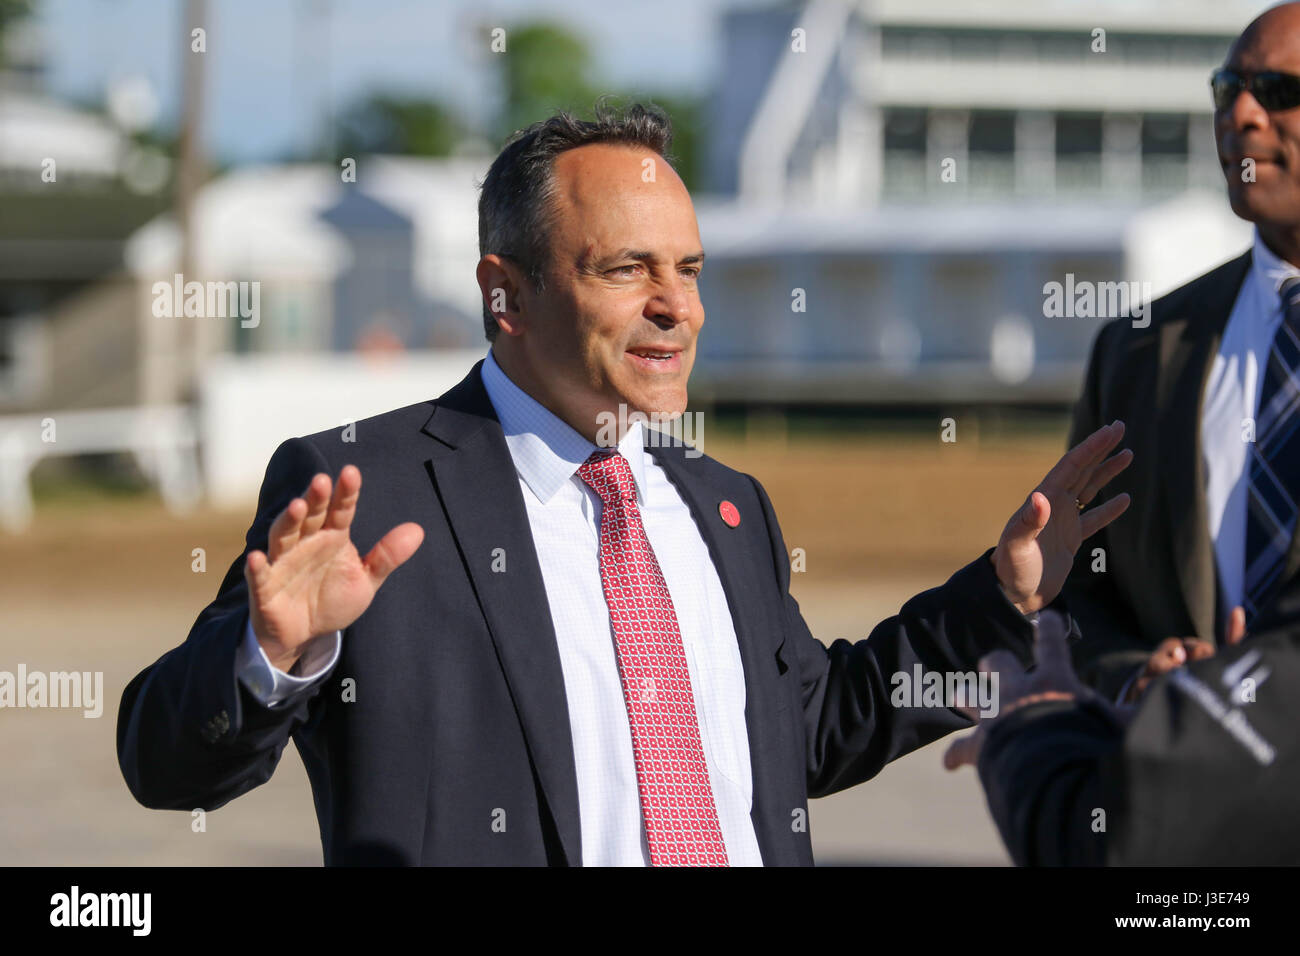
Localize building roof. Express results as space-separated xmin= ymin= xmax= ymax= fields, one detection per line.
xmin=0 ymin=89 xmax=125 ymax=178
xmin=123 ymin=156 xmax=488 ymax=315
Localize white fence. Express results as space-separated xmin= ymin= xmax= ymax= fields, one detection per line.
xmin=198 ymin=350 xmax=485 ymax=508
xmin=0 ymin=404 xmax=201 ymax=531
xmin=0 ymin=350 xmax=487 ymax=529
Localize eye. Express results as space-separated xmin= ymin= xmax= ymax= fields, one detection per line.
xmin=607 ymin=264 xmax=642 ymax=277
xmin=680 ymin=266 xmax=701 ymax=279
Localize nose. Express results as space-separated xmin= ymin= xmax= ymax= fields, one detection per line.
xmin=1222 ymin=84 xmax=1270 ymax=134
xmin=645 ymin=273 xmax=697 ymax=328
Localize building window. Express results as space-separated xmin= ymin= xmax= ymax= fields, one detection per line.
xmin=1142 ymin=114 xmax=1189 ymax=157
xmin=1056 ymin=113 xmax=1103 ymax=155
xmin=884 ymin=109 xmax=927 ymax=154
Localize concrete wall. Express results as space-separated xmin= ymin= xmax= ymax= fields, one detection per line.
xmin=198 ymin=349 xmax=485 ymax=507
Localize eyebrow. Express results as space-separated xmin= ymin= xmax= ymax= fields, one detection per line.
xmin=589 ymin=248 xmax=707 ymax=269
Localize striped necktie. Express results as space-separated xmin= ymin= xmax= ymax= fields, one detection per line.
xmin=1243 ymin=275 xmax=1300 ymax=625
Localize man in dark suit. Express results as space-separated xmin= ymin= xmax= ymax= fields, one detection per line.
xmin=940 ymin=3 xmax=1300 ymax=867
xmin=943 ymin=611 xmax=1300 ymax=865
xmin=1064 ymin=2 xmax=1300 ymax=702
xmin=117 ymin=103 xmax=1131 ymax=865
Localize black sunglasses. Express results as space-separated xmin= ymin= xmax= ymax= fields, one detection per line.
xmin=1211 ymin=67 xmax=1300 ymax=112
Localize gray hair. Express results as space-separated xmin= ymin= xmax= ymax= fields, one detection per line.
xmin=477 ymin=99 xmax=676 ymax=341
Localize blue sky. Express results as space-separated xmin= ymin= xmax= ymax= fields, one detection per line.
xmin=39 ymin=0 xmax=746 ymax=162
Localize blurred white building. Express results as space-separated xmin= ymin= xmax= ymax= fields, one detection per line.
xmin=0 ymin=18 xmax=172 ymax=416
xmin=123 ymin=156 xmax=488 ymax=403
xmin=694 ymin=0 xmax=1261 ymax=403
xmin=119 ymin=157 xmax=490 ymax=503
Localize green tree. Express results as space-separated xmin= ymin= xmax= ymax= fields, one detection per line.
xmin=335 ymin=93 xmax=462 ymax=158
xmin=490 ymin=22 xmax=703 ymax=190
xmin=0 ymin=0 xmax=33 ymax=67
xmin=495 ymin=22 xmax=599 ymax=141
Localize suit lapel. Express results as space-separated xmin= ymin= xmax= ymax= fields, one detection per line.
xmin=1156 ymin=252 xmax=1251 ymax=640
xmin=647 ymin=441 xmax=794 ymax=866
xmin=421 ymin=361 xmax=582 ymax=865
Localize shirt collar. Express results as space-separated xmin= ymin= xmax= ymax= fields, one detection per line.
xmin=1251 ymin=228 xmax=1300 ymax=302
xmin=480 ymin=348 xmax=649 ymax=506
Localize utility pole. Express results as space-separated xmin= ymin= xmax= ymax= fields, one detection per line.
xmin=174 ymin=0 xmax=208 ymax=403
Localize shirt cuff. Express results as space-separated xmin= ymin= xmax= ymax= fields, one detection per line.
xmin=237 ymin=616 xmax=342 ymax=708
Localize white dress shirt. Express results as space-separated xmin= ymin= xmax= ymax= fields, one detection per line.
xmin=235 ymin=349 xmax=764 ymax=865
xmin=1202 ymin=229 xmax=1300 ymax=614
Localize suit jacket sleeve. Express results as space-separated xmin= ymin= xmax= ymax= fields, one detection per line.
xmin=1063 ymin=319 xmax=1150 ymax=698
xmin=747 ymin=475 xmax=1049 ymax=798
xmin=976 ymin=697 xmax=1120 ymax=866
xmin=116 ymin=436 xmax=334 ymax=811
xmin=977 ymin=628 xmax=1300 ymax=866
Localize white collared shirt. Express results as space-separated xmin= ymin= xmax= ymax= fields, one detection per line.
xmin=1202 ymin=229 xmax=1300 ymax=615
xmin=236 ymin=349 xmax=763 ymax=865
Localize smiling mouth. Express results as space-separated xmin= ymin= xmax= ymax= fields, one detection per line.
xmin=625 ymin=347 xmax=684 ymax=371
xmin=627 ymin=349 xmax=677 ymax=360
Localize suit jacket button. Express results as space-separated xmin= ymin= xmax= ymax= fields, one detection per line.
xmin=201 ymin=710 xmax=230 ymax=742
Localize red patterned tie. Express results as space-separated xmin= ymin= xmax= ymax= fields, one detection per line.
xmin=576 ymin=450 xmax=729 ymax=866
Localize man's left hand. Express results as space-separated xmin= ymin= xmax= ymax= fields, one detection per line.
xmin=943 ymin=614 xmax=1112 ymax=771
xmin=992 ymin=421 xmax=1132 ymax=615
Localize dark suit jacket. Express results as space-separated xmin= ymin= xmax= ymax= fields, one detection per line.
xmin=1063 ymin=249 xmax=1300 ymax=697
xmin=118 ymin=359 xmax=1042 ymax=865
xmin=977 ymin=616 xmax=1300 ymax=865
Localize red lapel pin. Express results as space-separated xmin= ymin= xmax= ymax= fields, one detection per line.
xmin=718 ymin=500 xmax=740 ymax=528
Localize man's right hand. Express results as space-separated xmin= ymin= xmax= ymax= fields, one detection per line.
xmin=244 ymin=464 xmax=425 ymax=673
xmin=1123 ymin=606 xmax=1247 ymax=704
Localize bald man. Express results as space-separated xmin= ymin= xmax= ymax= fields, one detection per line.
xmin=1063 ymin=1 xmax=1300 ymax=702
xmin=958 ymin=4 xmax=1300 ymax=865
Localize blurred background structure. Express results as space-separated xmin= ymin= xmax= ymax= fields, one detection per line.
xmin=697 ymin=0 xmax=1253 ymax=402
xmin=0 ymin=0 xmax=1272 ymax=864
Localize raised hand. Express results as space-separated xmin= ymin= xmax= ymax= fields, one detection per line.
xmin=244 ymin=465 xmax=425 ymax=672
xmin=992 ymin=421 xmax=1133 ymax=615
xmin=942 ymin=613 xmax=1100 ymax=771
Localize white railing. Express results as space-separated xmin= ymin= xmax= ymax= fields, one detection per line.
xmin=0 ymin=404 xmax=201 ymax=531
